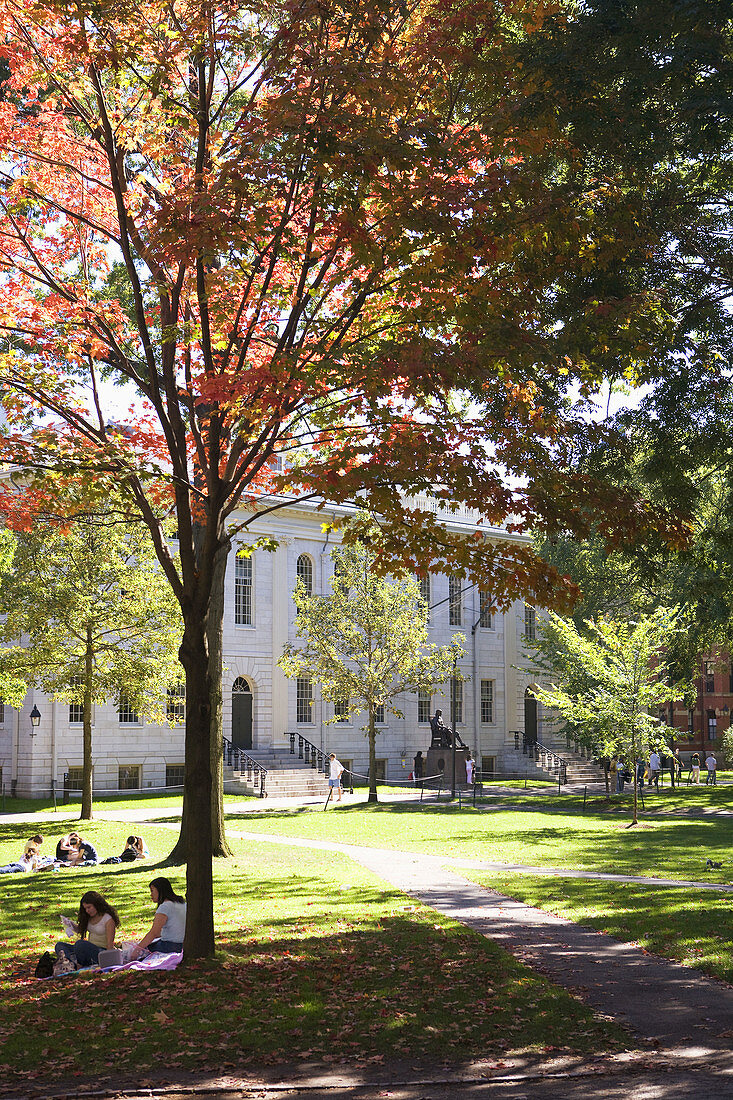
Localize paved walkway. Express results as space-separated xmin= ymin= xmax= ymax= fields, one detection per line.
xmin=213 ymin=828 xmax=733 ymax=1056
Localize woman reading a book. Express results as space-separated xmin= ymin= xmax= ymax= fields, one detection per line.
xmin=56 ymin=891 xmax=120 ymax=968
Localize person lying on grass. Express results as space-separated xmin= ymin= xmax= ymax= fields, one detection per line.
xmin=129 ymin=877 xmax=186 ymax=959
xmin=56 ymin=891 xmax=120 ymax=968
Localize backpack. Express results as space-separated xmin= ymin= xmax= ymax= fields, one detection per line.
xmin=35 ymin=951 xmax=55 ymax=979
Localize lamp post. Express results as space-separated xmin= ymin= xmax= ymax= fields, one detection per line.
xmin=451 ymin=646 xmax=459 ymax=799
xmin=29 ymin=705 xmax=41 ymax=737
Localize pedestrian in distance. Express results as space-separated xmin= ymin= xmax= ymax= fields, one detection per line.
xmin=413 ymin=750 xmax=424 ymax=788
xmin=328 ymin=752 xmax=344 ymax=803
xmin=465 ymin=752 xmax=475 ymax=785
xmin=690 ymin=751 xmax=701 ymax=784
xmin=649 ymin=749 xmax=661 ymax=790
xmin=705 ymin=752 xmax=717 ymax=786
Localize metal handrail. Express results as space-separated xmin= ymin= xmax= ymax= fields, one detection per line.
xmin=222 ymin=737 xmax=267 ymax=797
xmin=287 ymin=731 xmax=330 ymax=775
xmin=519 ymin=731 xmax=568 ymax=785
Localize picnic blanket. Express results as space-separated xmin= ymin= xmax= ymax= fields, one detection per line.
xmin=101 ymin=951 xmax=182 ymax=973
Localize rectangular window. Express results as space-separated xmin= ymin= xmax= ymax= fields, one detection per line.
xmin=419 ymin=574 xmax=431 ymax=621
xmin=118 ymin=694 xmax=140 ymax=725
xmin=166 ymin=684 xmax=185 ymax=724
xmin=235 ymin=553 xmax=253 ymax=626
xmin=69 ymin=676 xmax=84 ymax=724
xmin=374 ymin=703 xmax=385 ymax=725
xmin=65 ymin=766 xmax=84 ymax=790
xmin=374 ymin=758 xmax=387 ymax=782
xmin=481 ymin=679 xmax=495 ymax=724
xmin=481 ymin=755 xmax=496 ymax=777
xmin=688 ymin=709 xmax=695 ymax=734
xmin=166 ymin=764 xmax=185 ymax=788
xmin=296 ymin=677 xmax=313 ymax=724
xmin=449 ymin=576 xmax=462 ymax=626
xmin=524 ymin=606 xmax=536 ymax=642
xmin=118 ymin=765 xmax=140 ymax=790
xmin=334 ymin=698 xmax=349 ymax=723
xmin=704 ymin=661 xmax=715 ymax=693
xmin=0 ymin=702 xmax=5 ymax=724
xmin=450 ymin=677 xmax=463 ymax=725
xmin=708 ymin=711 xmax=717 ymax=741
xmin=729 ymin=666 xmax=733 ymax=694
xmin=479 ymin=590 xmax=493 ymax=629
xmin=417 ymin=690 xmax=431 ymax=724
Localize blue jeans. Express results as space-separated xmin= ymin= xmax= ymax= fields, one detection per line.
xmin=148 ymin=939 xmax=183 ymax=953
xmin=0 ymin=863 xmax=25 ymax=874
xmin=55 ymin=940 xmax=101 ymax=966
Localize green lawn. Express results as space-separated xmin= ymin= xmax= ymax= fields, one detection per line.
xmin=224 ymin=801 xmax=733 ymax=883
xmin=476 ymin=783 xmax=733 ymax=814
xmin=0 ymin=791 xmax=256 ymax=815
xmin=0 ymin=820 xmax=626 ymax=1088
xmin=459 ymin=871 xmax=733 ymax=985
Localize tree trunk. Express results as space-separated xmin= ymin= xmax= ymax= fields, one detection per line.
xmin=208 ymin=539 xmax=232 ymax=857
xmin=80 ymin=625 xmax=94 ymax=821
xmin=169 ymin=534 xmax=232 ymax=863
xmin=179 ymin=617 xmax=215 ymax=960
xmin=368 ymin=709 xmax=378 ymax=803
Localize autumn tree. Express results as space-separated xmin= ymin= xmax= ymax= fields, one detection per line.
xmin=0 ymin=514 xmax=182 ymax=819
xmin=279 ymin=533 xmax=463 ymax=802
xmin=0 ymin=0 xmax=690 ymax=957
xmin=530 ymin=610 xmax=692 ymax=823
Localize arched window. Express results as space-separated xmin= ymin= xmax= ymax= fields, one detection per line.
xmin=233 ymin=676 xmax=252 ymax=694
xmin=296 ymin=553 xmax=313 ymax=595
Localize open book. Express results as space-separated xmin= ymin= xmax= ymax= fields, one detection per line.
xmin=60 ymin=915 xmax=76 ymax=937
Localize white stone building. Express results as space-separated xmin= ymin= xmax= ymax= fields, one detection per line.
xmin=0 ymin=495 xmax=543 ymax=798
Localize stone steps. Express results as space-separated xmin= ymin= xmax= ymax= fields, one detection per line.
xmin=224 ymin=749 xmax=330 ymax=798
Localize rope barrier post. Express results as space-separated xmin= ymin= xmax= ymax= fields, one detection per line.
xmin=52 ymin=779 xmax=57 ymax=813
xmin=558 ymin=770 xmax=561 ymax=795
xmin=323 ymin=787 xmax=333 ymax=811
xmin=583 ymin=786 xmax=587 ymax=813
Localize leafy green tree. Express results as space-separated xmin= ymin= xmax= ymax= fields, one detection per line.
xmin=0 ymin=516 xmax=182 ymax=819
xmin=530 ymin=609 xmax=692 ymax=823
xmin=279 ymin=534 xmax=464 ymax=803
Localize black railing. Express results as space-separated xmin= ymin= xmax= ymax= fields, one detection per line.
xmin=222 ymin=737 xmax=267 ymax=797
xmin=520 ymin=732 xmax=568 ymax=785
xmin=287 ymin=731 xmax=330 ymax=775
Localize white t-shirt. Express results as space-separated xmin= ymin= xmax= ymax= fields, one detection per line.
xmin=329 ymin=757 xmax=344 ymax=781
xmin=87 ymin=913 xmax=114 ymax=949
xmin=706 ymin=755 xmax=717 ymax=771
xmin=157 ymin=900 xmax=187 ymax=943
xmin=649 ymin=752 xmax=660 ymax=771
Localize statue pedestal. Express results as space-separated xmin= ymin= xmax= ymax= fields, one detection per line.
xmin=426 ymin=746 xmax=469 ymax=787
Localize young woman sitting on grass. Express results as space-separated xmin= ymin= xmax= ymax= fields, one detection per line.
xmin=129 ymin=877 xmax=186 ymax=959
xmin=55 ymin=891 xmax=120 ymax=968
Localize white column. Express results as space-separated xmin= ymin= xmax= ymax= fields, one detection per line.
xmin=270 ymin=538 xmax=292 ymax=748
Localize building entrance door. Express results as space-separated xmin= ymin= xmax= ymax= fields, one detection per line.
xmin=524 ymin=688 xmax=538 ymax=745
xmin=232 ymin=677 xmax=253 ymax=750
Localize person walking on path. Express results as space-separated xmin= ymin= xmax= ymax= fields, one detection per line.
xmin=328 ymin=753 xmax=344 ymax=803
xmin=413 ymin=750 xmax=424 ymax=788
xmin=705 ymin=752 xmax=717 ymax=786
xmin=649 ymin=749 xmax=661 ymax=790
xmin=465 ymin=753 xmax=475 ymax=785
xmin=691 ymin=751 xmax=701 ymax=784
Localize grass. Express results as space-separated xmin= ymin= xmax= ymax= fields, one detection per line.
xmin=224 ymin=801 xmax=733 ymax=884
xmin=0 ymin=820 xmax=627 ymax=1089
xmin=458 ymin=871 xmax=733 ymax=985
xmin=0 ymin=791 xmax=255 ymax=815
xmin=475 ymin=783 xmax=733 ymax=814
